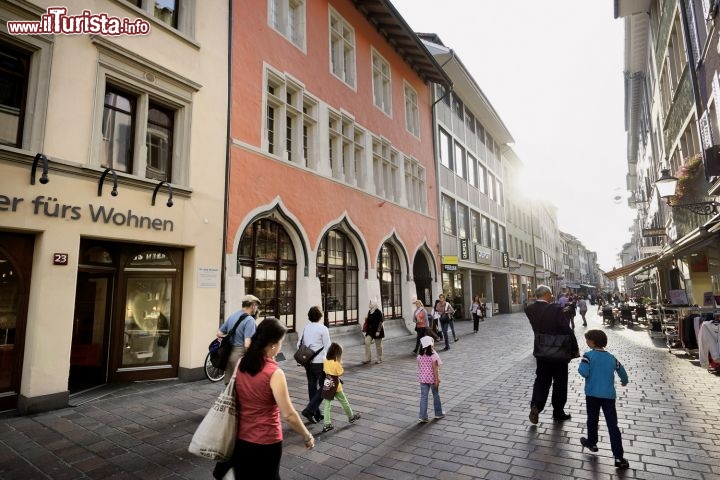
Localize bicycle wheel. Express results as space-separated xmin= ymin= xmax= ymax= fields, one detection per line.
xmin=204 ymin=352 xmax=225 ymax=382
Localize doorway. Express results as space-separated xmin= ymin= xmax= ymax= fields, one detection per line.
xmin=69 ymin=271 xmax=113 ymax=393
xmin=0 ymin=232 xmax=33 ymax=411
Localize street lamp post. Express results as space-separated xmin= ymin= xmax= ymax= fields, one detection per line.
xmin=655 ymin=169 xmax=720 ymax=215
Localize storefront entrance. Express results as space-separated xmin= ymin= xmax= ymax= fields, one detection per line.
xmin=69 ymin=271 xmax=113 ymax=393
xmin=0 ymin=232 xmax=33 ymax=411
xmin=70 ymin=240 xmax=183 ymax=392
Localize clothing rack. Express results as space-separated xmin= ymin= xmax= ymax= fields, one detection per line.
xmin=659 ymin=306 xmax=720 ymax=371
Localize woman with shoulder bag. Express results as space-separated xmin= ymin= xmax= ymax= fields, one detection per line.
xmin=213 ymin=317 xmax=314 ymax=480
xmin=435 ymin=294 xmax=457 ymax=351
xmin=298 ymin=306 xmax=331 ymax=425
xmin=362 ymin=298 xmax=385 ymax=364
xmin=412 ymin=298 xmax=435 ymax=354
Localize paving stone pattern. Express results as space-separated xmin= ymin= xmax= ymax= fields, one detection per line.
xmin=1 ymin=308 xmax=719 ymax=479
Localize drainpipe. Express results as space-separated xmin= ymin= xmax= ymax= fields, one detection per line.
xmin=220 ymin=0 xmax=233 ymax=322
xmin=429 ymin=49 xmax=455 ymax=303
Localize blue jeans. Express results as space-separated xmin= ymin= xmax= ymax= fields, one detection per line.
xmin=419 ymin=383 xmax=443 ymax=419
xmin=585 ymin=396 xmax=624 ymax=458
xmin=440 ymin=321 xmax=455 ymax=348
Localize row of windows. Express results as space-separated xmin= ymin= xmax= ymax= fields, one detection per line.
xmin=438 ymin=127 xmax=503 ymax=205
xmin=264 ymin=67 xmax=427 ymax=213
xmin=268 ymin=2 xmax=421 ymax=136
xmin=436 ymin=85 xmax=502 ymax=168
xmin=237 ymin=218 xmax=405 ymax=329
xmin=507 ymin=233 xmax=533 ymax=264
xmin=1 ymin=29 xmax=195 ymax=185
xmin=441 ymin=195 xmax=506 ymax=251
xmin=506 ymin=201 xmax=532 ymax=235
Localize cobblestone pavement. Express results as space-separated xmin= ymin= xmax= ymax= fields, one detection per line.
xmin=2 ymin=308 xmax=720 ymax=479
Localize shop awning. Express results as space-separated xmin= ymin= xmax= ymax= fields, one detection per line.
xmin=580 ymin=283 xmax=596 ymax=288
xmin=656 ymin=224 xmax=719 ymax=263
xmin=605 ymin=254 xmax=660 ymax=279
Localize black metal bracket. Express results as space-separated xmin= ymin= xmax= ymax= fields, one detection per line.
xmin=98 ymin=168 xmax=119 ymax=197
xmin=30 ymin=153 xmax=50 ymax=185
xmin=671 ymin=201 xmax=720 ymax=215
xmin=151 ymin=181 xmax=174 ymax=207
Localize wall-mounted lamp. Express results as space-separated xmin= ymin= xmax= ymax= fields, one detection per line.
xmin=655 ymin=169 xmax=719 ymax=215
xmin=151 ymin=181 xmax=174 ymax=207
xmin=98 ymin=168 xmax=119 ymax=197
xmin=30 ymin=153 xmax=50 ymax=185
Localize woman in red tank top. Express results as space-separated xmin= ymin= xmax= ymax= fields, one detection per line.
xmin=213 ymin=317 xmax=315 ymax=480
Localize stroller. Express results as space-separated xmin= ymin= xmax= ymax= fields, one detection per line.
xmin=601 ymin=306 xmax=615 ymax=326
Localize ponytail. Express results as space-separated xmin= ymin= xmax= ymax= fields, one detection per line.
xmin=239 ymin=317 xmax=286 ymax=376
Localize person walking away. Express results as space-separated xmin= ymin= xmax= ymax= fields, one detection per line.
xmin=412 ymin=298 xmax=433 ymax=354
xmin=471 ymin=295 xmax=481 ymax=333
xmin=217 ymin=294 xmax=260 ymax=384
xmin=578 ymin=329 xmax=630 ymax=470
xmin=567 ymin=296 xmax=577 ymax=329
xmin=363 ymin=298 xmax=384 ymax=364
xmin=435 ymin=294 xmax=457 ymax=351
xmin=417 ymin=336 xmax=444 ymax=422
xmin=321 ymin=343 xmax=361 ymax=432
xmin=298 ymin=306 xmax=331 ymax=425
xmin=213 ymin=317 xmax=314 ymax=480
xmin=577 ymin=296 xmax=588 ymax=327
xmin=525 ymin=285 xmax=579 ymax=424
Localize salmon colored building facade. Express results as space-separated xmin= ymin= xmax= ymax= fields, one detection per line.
xmin=227 ymin=0 xmax=450 ymax=334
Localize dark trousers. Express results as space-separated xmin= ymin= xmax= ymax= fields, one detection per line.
xmin=414 ymin=327 xmax=426 ymax=352
xmin=531 ymin=358 xmax=569 ymax=416
xmin=472 ymin=313 xmax=479 ymax=332
xmin=586 ymin=396 xmax=624 ymax=458
xmin=580 ymin=310 xmax=587 ymax=325
xmin=304 ymin=363 xmax=325 ymax=417
xmin=214 ymin=439 xmax=283 ymax=479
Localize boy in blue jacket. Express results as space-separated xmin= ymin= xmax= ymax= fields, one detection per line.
xmin=578 ymin=329 xmax=630 ymax=469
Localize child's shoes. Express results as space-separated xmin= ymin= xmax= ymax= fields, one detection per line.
xmin=322 ymin=424 xmax=334 ymax=432
xmin=348 ymin=413 xmax=361 ymax=423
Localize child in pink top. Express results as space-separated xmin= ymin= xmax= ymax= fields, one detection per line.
xmin=417 ymin=336 xmax=444 ymax=422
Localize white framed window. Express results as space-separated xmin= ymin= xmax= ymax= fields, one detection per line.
xmin=372 ymin=49 xmax=392 ymax=116
xmin=328 ymin=109 xmax=342 ymax=178
xmin=119 ymin=0 xmax=195 ymax=38
xmin=353 ymin=126 xmax=366 ymax=188
xmin=0 ymin=6 xmax=53 ymax=154
xmin=302 ymin=95 xmax=318 ymax=169
xmin=329 ymin=8 xmax=355 ymax=88
xmin=262 ymin=66 xmax=317 ymax=169
xmin=268 ymin=0 xmax=306 ymax=50
xmin=454 ymin=141 xmax=466 ymax=179
xmin=404 ymin=81 xmax=420 ymax=137
xmin=467 ymin=152 xmax=477 ymax=188
xmin=439 ymin=128 xmax=453 ymax=170
xmin=404 ymin=157 xmax=426 ymax=213
xmin=372 ymin=137 xmax=398 ymax=201
xmin=90 ymin=37 xmax=198 ymax=186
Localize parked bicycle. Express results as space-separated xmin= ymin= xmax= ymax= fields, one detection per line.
xmin=204 ymin=351 xmax=225 ymax=382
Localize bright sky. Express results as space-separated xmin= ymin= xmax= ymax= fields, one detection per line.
xmin=391 ymin=0 xmax=636 ymax=271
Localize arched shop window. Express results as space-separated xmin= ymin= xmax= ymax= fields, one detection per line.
xmin=238 ymin=219 xmax=297 ymax=330
xmin=317 ymin=230 xmax=358 ymax=326
xmin=378 ymin=243 xmax=402 ymax=319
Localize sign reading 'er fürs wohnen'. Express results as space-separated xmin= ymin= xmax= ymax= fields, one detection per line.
xmin=0 ymin=194 xmax=174 ymax=231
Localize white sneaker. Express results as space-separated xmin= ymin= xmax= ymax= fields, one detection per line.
xmin=418 ymin=418 xmax=429 ymax=423
xmin=434 ymin=413 xmax=445 ymax=419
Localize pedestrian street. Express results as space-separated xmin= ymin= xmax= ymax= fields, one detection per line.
xmin=1 ymin=308 xmax=719 ymax=479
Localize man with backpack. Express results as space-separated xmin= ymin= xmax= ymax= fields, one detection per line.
xmin=216 ymin=294 xmax=260 ymax=384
